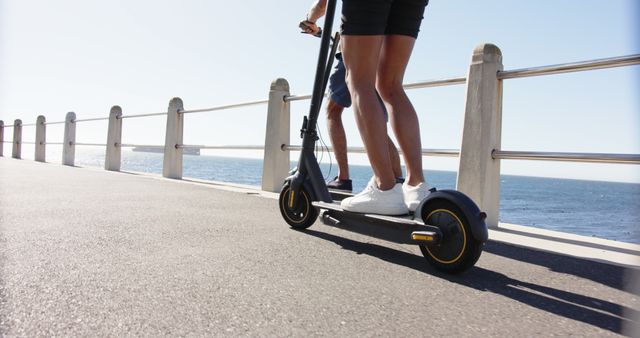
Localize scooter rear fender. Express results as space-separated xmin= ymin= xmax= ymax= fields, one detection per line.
xmin=418 ymin=190 xmax=488 ymax=242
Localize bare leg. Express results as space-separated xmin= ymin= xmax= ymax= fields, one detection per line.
xmin=387 ymin=136 xmax=403 ymax=179
xmin=341 ymin=35 xmax=396 ymax=191
xmin=376 ymin=35 xmax=425 ymax=186
xmin=326 ymin=98 xmax=349 ymax=180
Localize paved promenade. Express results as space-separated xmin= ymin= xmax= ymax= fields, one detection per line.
xmin=1 ymin=158 xmax=639 ymax=336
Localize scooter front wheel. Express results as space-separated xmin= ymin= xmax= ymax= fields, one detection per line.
xmin=279 ymin=183 xmax=319 ymax=229
xmin=419 ymin=199 xmax=483 ymax=274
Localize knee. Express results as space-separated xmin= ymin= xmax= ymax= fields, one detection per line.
xmin=375 ymin=80 xmax=404 ymax=103
xmin=345 ymin=71 xmax=376 ymax=98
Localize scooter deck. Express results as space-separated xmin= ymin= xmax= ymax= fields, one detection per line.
xmin=313 ymin=201 xmax=423 ymax=225
xmin=312 ymin=201 xmax=439 ymax=245
xmin=328 ymin=190 xmax=351 ymax=201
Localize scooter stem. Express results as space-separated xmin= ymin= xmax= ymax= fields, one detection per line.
xmin=303 ymin=0 xmax=338 ymax=148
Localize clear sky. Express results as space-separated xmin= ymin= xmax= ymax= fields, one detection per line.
xmin=1 ymin=0 xmax=638 ymax=182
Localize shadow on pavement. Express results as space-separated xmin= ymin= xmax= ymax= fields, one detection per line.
xmin=301 ymin=229 xmax=639 ymax=335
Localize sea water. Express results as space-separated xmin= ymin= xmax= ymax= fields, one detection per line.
xmin=74 ymin=149 xmax=640 ymax=244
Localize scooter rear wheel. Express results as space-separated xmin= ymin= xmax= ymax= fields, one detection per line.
xmin=419 ymin=200 xmax=483 ymax=273
xmin=279 ymin=183 xmax=319 ymax=229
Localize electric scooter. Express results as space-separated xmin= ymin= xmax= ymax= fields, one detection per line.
xmin=279 ymin=0 xmax=488 ymax=274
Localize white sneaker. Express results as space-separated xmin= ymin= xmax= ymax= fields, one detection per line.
xmin=403 ymin=181 xmax=431 ymax=212
xmin=341 ymin=177 xmax=408 ymax=215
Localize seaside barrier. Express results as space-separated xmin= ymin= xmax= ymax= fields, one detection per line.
xmin=1 ymin=44 xmax=639 ymax=228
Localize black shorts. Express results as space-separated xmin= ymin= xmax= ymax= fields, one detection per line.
xmin=341 ymin=0 xmax=429 ymax=38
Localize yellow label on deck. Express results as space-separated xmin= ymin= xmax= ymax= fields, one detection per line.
xmin=412 ymin=234 xmax=434 ymax=242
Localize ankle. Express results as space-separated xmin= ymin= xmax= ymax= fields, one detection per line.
xmin=376 ymin=178 xmax=397 ymax=191
xmin=405 ymin=176 xmax=424 ymax=187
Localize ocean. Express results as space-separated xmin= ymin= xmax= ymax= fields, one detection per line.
xmin=73 ymin=149 xmax=640 ymax=244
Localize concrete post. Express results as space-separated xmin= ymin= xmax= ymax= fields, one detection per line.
xmin=63 ymin=112 xmax=76 ymax=166
xmin=261 ymin=78 xmax=291 ymax=192
xmin=162 ymin=98 xmax=184 ymax=179
xmin=456 ymin=43 xmax=503 ymax=229
xmin=0 ymin=120 xmax=4 ymax=157
xmin=12 ymin=119 xmax=22 ymax=159
xmin=35 ymin=115 xmax=46 ymax=162
xmin=105 ymin=106 xmax=123 ymax=171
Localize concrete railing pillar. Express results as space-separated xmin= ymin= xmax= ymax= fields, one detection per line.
xmin=163 ymin=98 xmax=184 ymax=179
xmin=12 ymin=119 xmax=22 ymax=159
xmin=456 ymin=43 xmax=504 ymax=229
xmin=261 ymin=78 xmax=291 ymax=192
xmin=63 ymin=112 xmax=76 ymax=166
xmin=35 ymin=115 xmax=46 ymax=162
xmin=105 ymin=106 xmax=123 ymax=171
xmin=0 ymin=120 xmax=4 ymax=157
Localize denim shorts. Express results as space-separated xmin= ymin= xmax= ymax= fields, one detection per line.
xmin=328 ymin=53 xmax=388 ymax=120
xmin=341 ymin=0 xmax=429 ymax=38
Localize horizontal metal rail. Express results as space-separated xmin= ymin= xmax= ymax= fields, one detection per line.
xmin=178 ymin=144 xmax=265 ymax=150
xmin=180 ymin=99 xmax=269 ymax=115
xmin=74 ymin=142 xmax=107 ymax=147
xmin=2 ymin=118 xmax=107 ymax=125
xmin=499 ymin=54 xmax=640 ymax=80
xmin=72 ymin=143 xmax=461 ymax=158
xmin=120 ymin=143 xmax=164 ymax=148
xmin=282 ymin=144 xmax=460 ymax=157
xmin=285 ymin=94 xmax=314 ymax=102
xmin=17 ymin=123 xmax=38 ymax=127
xmin=402 ymin=76 xmax=467 ymax=90
xmin=119 ymin=144 xmax=265 ymax=151
xmin=284 ymin=76 xmax=467 ymax=102
xmin=104 ymin=143 xmax=460 ymax=156
xmin=73 ymin=117 xmax=109 ymax=123
xmin=493 ymin=150 xmax=640 ymax=164
xmin=118 ymin=112 xmax=167 ymax=120
xmin=44 ymin=142 xmax=65 ymax=145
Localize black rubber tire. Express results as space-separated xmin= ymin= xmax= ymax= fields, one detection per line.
xmin=419 ymin=199 xmax=483 ymax=274
xmin=279 ymin=183 xmax=319 ymax=229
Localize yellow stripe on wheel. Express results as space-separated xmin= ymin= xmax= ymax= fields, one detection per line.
xmin=281 ymin=188 xmax=310 ymax=225
xmin=425 ymin=209 xmax=467 ymax=264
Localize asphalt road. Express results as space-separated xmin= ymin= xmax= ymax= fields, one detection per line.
xmin=1 ymin=158 xmax=638 ymax=336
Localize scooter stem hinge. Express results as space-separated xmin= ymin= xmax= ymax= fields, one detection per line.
xmin=300 ymin=116 xmax=309 ymax=138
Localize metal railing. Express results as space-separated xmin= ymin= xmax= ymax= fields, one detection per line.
xmin=179 ymin=145 xmax=265 ymax=150
xmin=0 ymin=47 xmax=638 ymax=227
xmin=284 ymin=76 xmax=467 ymax=103
xmin=1 ymin=52 xmax=638 ymax=167
xmin=181 ymin=99 xmax=269 ymax=115
xmin=498 ymin=54 xmax=640 ymax=79
xmin=494 ymin=54 xmax=640 ymax=165
xmin=283 ymin=144 xmax=461 ymax=158
xmin=119 ymin=112 xmax=167 ymax=120
xmin=73 ymin=117 xmax=110 ymax=123
xmin=493 ymin=150 xmax=640 ymax=164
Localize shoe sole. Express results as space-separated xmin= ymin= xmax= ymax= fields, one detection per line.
xmin=407 ymin=201 xmax=421 ymax=213
xmin=328 ymin=188 xmax=353 ymax=193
